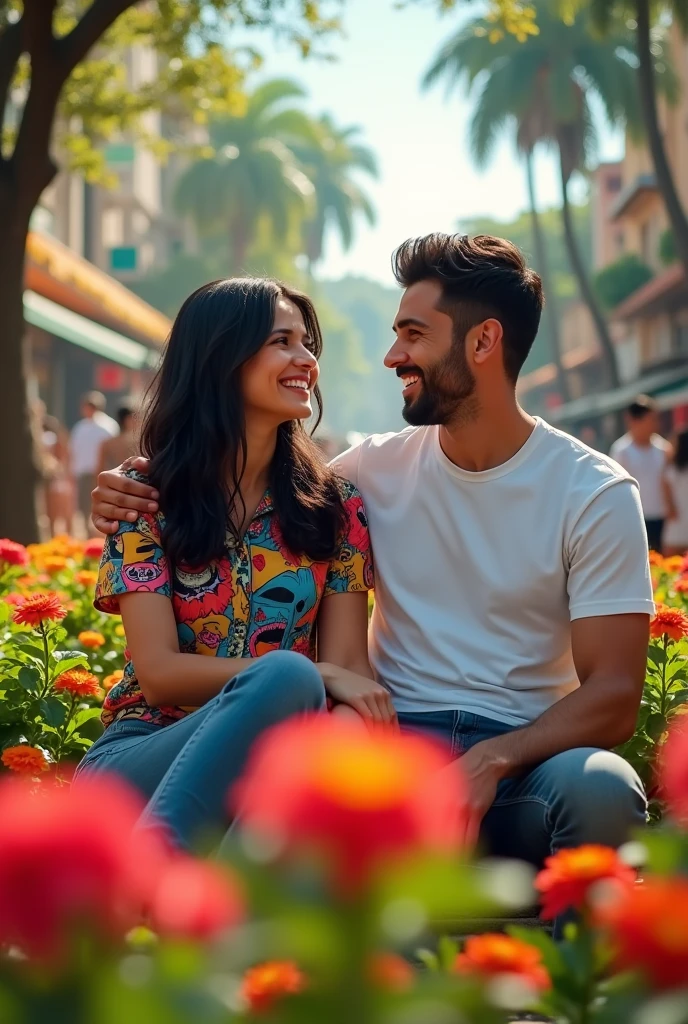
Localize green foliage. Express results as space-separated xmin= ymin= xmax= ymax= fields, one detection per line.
xmin=660 ymin=227 xmax=677 ymax=267
xmin=594 ymin=253 xmax=654 ymax=310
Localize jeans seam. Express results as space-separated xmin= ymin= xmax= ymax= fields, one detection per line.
xmin=490 ymin=795 xmax=552 ymax=811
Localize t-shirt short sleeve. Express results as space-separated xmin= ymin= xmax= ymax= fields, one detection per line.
xmin=566 ymin=478 xmax=655 ymax=620
xmin=95 ymin=512 xmax=172 ymax=614
xmin=329 ymin=441 xmax=362 ymax=488
xmin=323 ymin=479 xmax=374 ymax=596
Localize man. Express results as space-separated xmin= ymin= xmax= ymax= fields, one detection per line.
xmin=98 ymin=400 xmax=139 ymax=474
xmin=71 ymin=391 xmax=118 ymax=532
xmin=610 ymin=396 xmax=672 ymax=552
xmin=90 ymin=234 xmax=652 ymax=870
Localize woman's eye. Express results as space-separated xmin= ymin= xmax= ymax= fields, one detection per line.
xmin=272 ymin=336 xmax=289 ymax=345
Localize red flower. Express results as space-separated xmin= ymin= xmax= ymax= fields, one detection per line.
xmin=368 ymin=952 xmax=415 ymax=992
xmin=596 ymin=878 xmax=688 ymax=990
xmin=151 ymin=856 xmax=244 ymax=940
xmin=650 ymin=605 xmax=688 ymax=642
xmin=54 ymin=670 xmax=102 ymax=699
xmin=535 ymin=845 xmax=636 ymax=919
xmin=82 ymin=538 xmax=105 ymax=560
xmin=660 ymin=720 xmax=688 ymax=825
xmin=3 ymin=593 xmax=25 ymax=608
xmin=234 ymin=715 xmax=463 ymax=892
xmin=0 ymin=539 xmax=29 ymax=567
xmin=240 ymin=961 xmax=306 ymax=1013
xmin=12 ymin=592 xmax=67 ymax=628
xmin=0 ymin=773 xmax=167 ymax=960
xmin=455 ymin=934 xmax=550 ymax=992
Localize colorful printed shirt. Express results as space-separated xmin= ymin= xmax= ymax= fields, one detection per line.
xmin=95 ymin=477 xmax=373 ymax=727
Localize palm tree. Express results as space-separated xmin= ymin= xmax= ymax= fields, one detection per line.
xmin=591 ymin=0 xmax=688 ymax=279
xmin=289 ymin=115 xmax=378 ymax=273
xmin=422 ymin=4 xmax=656 ymax=391
xmin=174 ymin=79 xmax=315 ymax=273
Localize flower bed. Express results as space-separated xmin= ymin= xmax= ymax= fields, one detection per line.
xmin=0 ymin=540 xmax=688 ymax=1022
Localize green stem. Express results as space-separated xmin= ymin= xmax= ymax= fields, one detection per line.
xmin=39 ymin=621 xmax=51 ymax=698
xmin=55 ymin=695 xmax=76 ymax=763
xmin=660 ymin=635 xmax=669 ymax=720
xmin=335 ymin=899 xmax=374 ymax=1024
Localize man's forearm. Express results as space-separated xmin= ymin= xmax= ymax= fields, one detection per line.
xmin=477 ymin=675 xmax=641 ymax=779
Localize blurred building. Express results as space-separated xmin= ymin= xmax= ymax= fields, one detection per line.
xmin=518 ymin=24 xmax=688 ymax=448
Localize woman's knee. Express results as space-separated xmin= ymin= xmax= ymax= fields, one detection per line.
xmin=232 ymin=650 xmax=326 ymax=711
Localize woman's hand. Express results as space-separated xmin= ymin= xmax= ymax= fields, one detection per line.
xmin=317 ymin=662 xmax=397 ymax=728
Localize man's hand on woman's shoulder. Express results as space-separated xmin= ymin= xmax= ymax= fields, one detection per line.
xmin=91 ymin=457 xmax=158 ymax=535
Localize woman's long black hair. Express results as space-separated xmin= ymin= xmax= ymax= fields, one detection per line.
xmin=674 ymin=428 xmax=688 ymax=471
xmin=140 ymin=278 xmax=347 ymax=567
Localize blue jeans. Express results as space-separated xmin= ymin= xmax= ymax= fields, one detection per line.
xmin=75 ymin=651 xmax=326 ymax=850
xmin=397 ymin=710 xmax=647 ymax=867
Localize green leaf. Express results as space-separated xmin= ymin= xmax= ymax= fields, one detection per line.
xmin=17 ymin=666 xmax=41 ymax=693
xmin=647 ymin=712 xmax=668 ymax=741
xmin=648 ymin=644 xmax=667 ymax=667
xmin=13 ymin=641 xmax=47 ymax=660
xmin=39 ymin=697 xmax=67 ymax=728
xmin=437 ymin=935 xmax=458 ymax=972
xmin=415 ymin=948 xmax=439 ymax=971
xmin=0 ymin=724 xmax=26 ymax=749
xmin=507 ymin=925 xmax=565 ymax=976
xmin=52 ymin=655 xmax=90 ymax=677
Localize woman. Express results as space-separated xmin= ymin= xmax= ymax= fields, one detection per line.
xmin=664 ymin=428 xmax=688 ymax=555
xmin=76 ymin=278 xmax=393 ymax=851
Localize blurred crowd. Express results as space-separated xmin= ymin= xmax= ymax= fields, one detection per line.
xmin=34 ymin=391 xmax=139 ymax=538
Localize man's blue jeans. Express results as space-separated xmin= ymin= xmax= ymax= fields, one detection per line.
xmin=75 ymin=651 xmax=327 ymax=850
xmin=397 ymin=710 xmax=648 ymax=867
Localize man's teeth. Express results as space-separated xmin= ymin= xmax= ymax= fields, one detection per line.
xmin=402 ymin=376 xmax=420 ymax=388
xmin=281 ymin=379 xmax=309 ymax=390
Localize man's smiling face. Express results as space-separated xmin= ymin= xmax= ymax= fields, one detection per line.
xmin=385 ymin=279 xmax=477 ymax=426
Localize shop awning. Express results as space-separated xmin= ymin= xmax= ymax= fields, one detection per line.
xmin=548 ymin=362 xmax=688 ymax=424
xmin=24 ymin=290 xmax=160 ymax=371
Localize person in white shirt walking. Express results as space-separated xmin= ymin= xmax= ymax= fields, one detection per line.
xmin=70 ymin=391 xmax=118 ymax=533
xmin=90 ymin=235 xmax=651 ymax=915
xmin=610 ymin=396 xmax=672 ymax=552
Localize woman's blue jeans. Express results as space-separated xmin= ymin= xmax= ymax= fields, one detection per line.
xmin=75 ymin=650 xmax=326 ymax=850
xmin=397 ymin=710 xmax=648 ymax=868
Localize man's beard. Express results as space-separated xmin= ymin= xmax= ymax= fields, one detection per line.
xmin=400 ymin=342 xmax=478 ymax=427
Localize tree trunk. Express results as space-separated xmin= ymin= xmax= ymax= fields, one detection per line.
xmin=636 ymin=0 xmax=688 ymax=275
xmin=0 ymin=185 xmax=42 ymax=543
xmin=558 ymin=150 xmax=620 ymax=390
xmin=524 ymin=151 xmax=570 ymax=403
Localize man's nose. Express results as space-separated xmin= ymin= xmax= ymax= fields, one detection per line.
xmin=384 ymin=338 xmax=408 ymax=369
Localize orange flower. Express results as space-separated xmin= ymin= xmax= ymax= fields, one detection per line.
xmin=240 ymin=961 xmax=306 ymax=1013
xmin=12 ymin=592 xmax=67 ymax=628
xmin=82 ymin=538 xmax=105 ymax=560
xmin=535 ymin=845 xmax=636 ymax=919
xmin=103 ymin=670 xmax=124 ymax=691
xmin=54 ymin=670 xmax=102 ymax=700
xmin=454 ymin=934 xmax=550 ymax=992
xmin=75 ymin=570 xmax=98 ymax=588
xmin=664 ymin=556 xmax=685 ymax=574
xmin=152 ymin=856 xmax=244 ymax=940
xmin=650 ymin=605 xmax=688 ymax=642
xmin=660 ymin=720 xmax=688 ymax=825
xmin=78 ymin=630 xmax=105 ymax=649
xmin=235 ymin=715 xmax=463 ymax=892
xmin=0 ymin=540 xmax=29 ymax=567
xmin=42 ymin=556 xmax=68 ymax=575
xmin=673 ymin=577 xmax=688 ymax=594
xmin=368 ymin=952 xmax=415 ymax=992
xmin=649 ymin=551 xmax=665 ymax=568
xmin=1 ymin=745 xmax=49 ymax=775
xmin=596 ymin=878 xmax=688 ymax=990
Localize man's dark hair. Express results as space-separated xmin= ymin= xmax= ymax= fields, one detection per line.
xmin=116 ymin=401 xmax=136 ymax=430
xmin=627 ymin=395 xmax=657 ymax=420
xmin=392 ymin=233 xmax=543 ymax=381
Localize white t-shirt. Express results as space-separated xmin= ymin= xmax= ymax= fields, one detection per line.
xmin=609 ymin=433 xmax=670 ymax=519
xmin=332 ymin=418 xmax=654 ymax=727
xmin=70 ymin=412 xmax=118 ymax=476
xmin=664 ymin=465 xmax=688 ymax=548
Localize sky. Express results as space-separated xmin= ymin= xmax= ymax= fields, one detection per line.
xmin=255 ymin=0 xmax=624 ymax=285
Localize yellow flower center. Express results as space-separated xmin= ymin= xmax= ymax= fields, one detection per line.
xmin=315 ymin=740 xmax=411 ymax=809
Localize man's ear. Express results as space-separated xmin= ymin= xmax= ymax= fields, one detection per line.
xmin=470 ymin=318 xmax=503 ymax=367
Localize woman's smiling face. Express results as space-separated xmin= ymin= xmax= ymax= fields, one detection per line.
xmin=240 ymin=296 xmax=320 ymax=426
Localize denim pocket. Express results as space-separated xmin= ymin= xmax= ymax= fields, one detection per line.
xmin=75 ymin=719 xmax=155 ymax=777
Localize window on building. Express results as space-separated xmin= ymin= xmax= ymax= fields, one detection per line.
xmin=101 ymin=208 xmax=124 ymax=248
xmin=109 ymin=246 xmax=137 ymax=272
